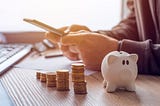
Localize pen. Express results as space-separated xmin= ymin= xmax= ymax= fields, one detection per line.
xmin=44 ymin=54 xmax=63 ymax=58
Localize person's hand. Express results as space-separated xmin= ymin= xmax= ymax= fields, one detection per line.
xmin=45 ymin=24 xmax=118 ymax=70
xmin=45 ymin=24 xmax=91 ymax=43
xmin=60 ymin=32 xmax=118 ymax=71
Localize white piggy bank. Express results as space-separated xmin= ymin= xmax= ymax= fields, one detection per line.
xmin=101 ymin=51 xmax=138 ymax=93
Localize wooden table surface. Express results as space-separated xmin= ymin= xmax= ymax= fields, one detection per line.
xmin=1 ymin=67 xmax=160 ymax=106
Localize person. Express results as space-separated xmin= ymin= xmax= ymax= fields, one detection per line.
xmin=45 ymin=0 xmax=160 ymax=75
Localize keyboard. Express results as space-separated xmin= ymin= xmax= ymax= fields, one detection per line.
xmin=0 ymin=44 xmax=32 ymax=75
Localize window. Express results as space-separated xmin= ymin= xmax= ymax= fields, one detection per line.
xmin=0 ymin=0 xmax=122 ymax=31
xmin=121 ymin=0 xmax=130 ymax=19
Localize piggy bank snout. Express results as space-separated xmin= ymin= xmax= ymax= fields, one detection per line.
xmin=121 ymin=68 xmax=132 ymax=74
xmin=123 ymin=69 xmax=130 ymax=72
xmin=122 ymin=68 xmax=135 ymax=74
xmin=120 ymin=68 xmax=135 ymax=78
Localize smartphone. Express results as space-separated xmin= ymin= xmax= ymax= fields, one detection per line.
xmin=23 ymin=18 xmax=64 ymax=36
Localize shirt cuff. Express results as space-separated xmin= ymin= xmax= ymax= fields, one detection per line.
xmin=118 ymin=39 xmax=151 ymax=74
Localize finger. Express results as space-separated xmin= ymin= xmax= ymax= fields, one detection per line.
xmin=65 ymin=30 xmax=90 ymax=35
xmin=61 ymin=32 xmax=93 ymax=45
xmin=61 ymin=45 xmax=80 ymax=60
xmin=63 ymin=52 xmax=79 ymax=61
xmin=68 ymin=24 xmax=91 ymax=32
xmin=58 ymin=26 xmax=68 ymax=32
xmin=76 ymin=30 xmax=90 ymax=33
xmin=45 ymin=32 xmax=61 ymax=43
xmin=69 ymin=46 xmax=79 ymax=53
xmin=61 ymin=34 xmax=82 ymax=45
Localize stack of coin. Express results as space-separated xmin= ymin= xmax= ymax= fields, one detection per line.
xmin=71 ymin=63 xmax=85 ymax=82
xmin=40 ymin=72 xmax=47 ymax=82
xmin=36 ymin=71 xmax=41 ymax=79
xmin=71 ymin=63 xmax=87 ymax=94
xmin=73 ymin=81 xmax=87 ymax=94
xmin=56 ymin=70 xmax=69 ymax=91
xmin=46 ymin=72 xmax=56 ymax=87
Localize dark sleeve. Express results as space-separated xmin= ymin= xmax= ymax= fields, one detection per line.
xmin=119 ymin=39 xmax=160 ymax=75
xmin=95 ymin=0 xmax=139 ymax=41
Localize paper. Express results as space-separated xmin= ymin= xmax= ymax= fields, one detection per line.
xmin=14 ymin=54 xmax=96 ymax=76
xmin=15 ymin=56 xmax=72 ymax=71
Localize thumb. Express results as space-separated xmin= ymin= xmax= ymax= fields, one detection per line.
xmin=65 ymin=24 xmax=91 ymax=33
xmin=58 ymin=26 xmax=68 ymax=32
xmin=45 ymin=32 xmax=61 ymax=43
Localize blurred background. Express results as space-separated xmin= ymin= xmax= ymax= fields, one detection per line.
xmin=0 ymin=0 xmax=129 ymax=32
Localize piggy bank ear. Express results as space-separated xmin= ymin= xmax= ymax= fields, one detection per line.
xmin=129 ymin=54 xmax=138 ymax=63
xmin=108 ymin=55 xmax=118 ymax=65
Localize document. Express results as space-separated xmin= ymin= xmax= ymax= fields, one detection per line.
xmin=15 ymin=53 xmax=96 ymax=76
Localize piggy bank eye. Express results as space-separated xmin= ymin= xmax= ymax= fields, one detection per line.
xmin=122 ymin=60 xmax=125 ymax=65
xmin=126 ymin=60 xmax=129 ymax=65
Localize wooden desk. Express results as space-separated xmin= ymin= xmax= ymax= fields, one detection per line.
xmin=1 ymin=66 xmax=160 ymax=106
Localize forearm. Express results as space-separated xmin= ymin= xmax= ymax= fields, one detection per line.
xmin=119 ymin=39 xmax=160 ymax=75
